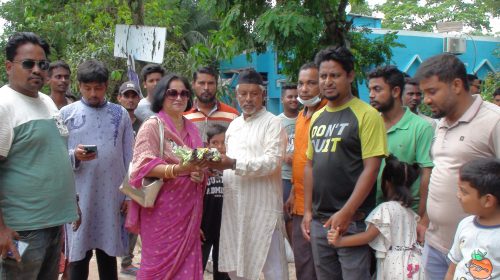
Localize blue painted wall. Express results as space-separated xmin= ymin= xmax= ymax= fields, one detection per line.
xmin=220 ymin=16 xmax=500 ymax=114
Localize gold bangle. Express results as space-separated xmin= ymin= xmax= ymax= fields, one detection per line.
xmin=172 ymin=164 xmax=178 ymax=178
xmin=163 ymin=164 xmax=170 ymax=179
xmin=167 ymin=164 xmax=173 ymax=178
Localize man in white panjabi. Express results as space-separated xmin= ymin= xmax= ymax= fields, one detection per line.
xmin=210 ymin=69 xmax=289 ymax=280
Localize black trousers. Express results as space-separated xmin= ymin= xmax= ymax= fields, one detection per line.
xmin=202 ymin=238 xmax=230 ymax=280
xmin=69 ymin=248 xmax=117 ymax=280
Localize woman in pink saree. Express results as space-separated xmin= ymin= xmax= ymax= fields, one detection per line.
xmin=126 ymin=74 xmax=207 ymax=280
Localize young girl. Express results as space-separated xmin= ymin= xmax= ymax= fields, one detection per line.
xmin=328 ymin=155 xmax=424 ymax=280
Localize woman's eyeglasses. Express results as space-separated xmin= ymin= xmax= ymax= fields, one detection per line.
xmin=12 ymin=59 xmax=50 ymax=71
xmin=165 ymin=89 xmax=190 ymax=100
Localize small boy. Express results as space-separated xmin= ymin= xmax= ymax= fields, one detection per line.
xmin=201 ymin=124 xmax=230 ymax=280
xmin=445 ymin=158 xmax=500 ymax=280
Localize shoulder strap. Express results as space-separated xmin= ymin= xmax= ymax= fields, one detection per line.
xmin=156 ymin=117 xmax=164 ymax=157
xmin=148 ymin=116 xmax=164 ymax=157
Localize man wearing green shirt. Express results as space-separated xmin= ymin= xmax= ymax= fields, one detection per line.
xmin=368 ymin=65 xmax=434 ymax=215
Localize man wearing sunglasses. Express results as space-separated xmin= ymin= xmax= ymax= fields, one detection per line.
xmin=0 ymin=32 xmax=78 ymax=279
xmin=184 ymin=66 xmax=239 ymax=144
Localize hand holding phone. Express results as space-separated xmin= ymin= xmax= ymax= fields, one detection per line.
xmin=0 ymin=227 xmax=21 ymax=261
xmin=75 ymin=144 xmax=98 ymax=161
xmin=7 ymin=240 xmax=28 ymax=259
xmin=82 ymin=145 xmax=97 ymax=154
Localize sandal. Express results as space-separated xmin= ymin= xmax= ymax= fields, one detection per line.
xmin=121 ymin=265 xmax=139 ymax=276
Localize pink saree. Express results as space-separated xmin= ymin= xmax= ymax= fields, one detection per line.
xmin=126 ymin=111 xmax=205 ymax=280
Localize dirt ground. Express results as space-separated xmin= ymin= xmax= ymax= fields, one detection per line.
xmin=84 ymin=246 xmax=297 ymax=280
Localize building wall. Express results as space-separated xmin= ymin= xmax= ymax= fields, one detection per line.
xmin=220 ymin=19 xmax=499 ymax=114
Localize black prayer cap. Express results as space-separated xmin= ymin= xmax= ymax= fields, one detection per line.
xmin=238 ymin=68 xmax=263 ymax=85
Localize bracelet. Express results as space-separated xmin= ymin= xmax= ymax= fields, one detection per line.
xmin=163 ymin=164 xmax=170 ymax=179
xmin=163 ymin=164 xmax=178 ymax=179
xmin=168 ymin=164 xmax=175 ymax=178
xmin=171 ymin=164 xmax=178 ymax=177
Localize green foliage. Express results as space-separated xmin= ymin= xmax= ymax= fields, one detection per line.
xmin=0 ymin=0 xmax=220 ymax=100
xmin=481 ymin=72 xmax=500 ymax=102
xmin=376 ymin=0 xmax=497 ymax=34
xmin=350 ymin=1 xmax=372 ymax=16
xmin=198 ymin=0 xmax=402 ymax=86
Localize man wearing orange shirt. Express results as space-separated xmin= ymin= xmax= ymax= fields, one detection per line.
xmin=285 ymin=62 xmax=326 ymax=280
xmin=184 ymin=66 xmax=239 ymax=144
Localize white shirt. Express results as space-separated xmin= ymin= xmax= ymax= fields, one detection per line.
xmin=448 ymin=215 xmax=500 ymax=280
xmin=219 ymin=108 xmax=288 ymax=280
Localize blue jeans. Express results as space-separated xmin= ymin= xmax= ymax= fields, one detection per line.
xmin=422 ymin=243 xmax=450 ymax=280
xmin=0 ymin=226 xmax=62 ymax=280
xmin=282 ymin=179 xmax=292 ymax=222
xmin=310 ymin=218 xmax=371 ymax=280
xmin=121 ymin=232 xmax=137 ymax=268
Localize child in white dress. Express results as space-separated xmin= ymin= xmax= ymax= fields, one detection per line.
xmin=328 ymin=155 xmax=424 ymax=280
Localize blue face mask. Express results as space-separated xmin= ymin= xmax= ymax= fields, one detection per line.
xmin=297 ymin=95 xmax=321 ymax=107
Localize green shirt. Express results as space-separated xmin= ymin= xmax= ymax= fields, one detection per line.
xmin=376 ymin=107 xmax=434 ymax=212
xmin=0 ymin=86 xmax=77 ymax=231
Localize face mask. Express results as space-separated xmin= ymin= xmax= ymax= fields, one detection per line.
xmin=297 ymin=95 xmax=321 ymax=107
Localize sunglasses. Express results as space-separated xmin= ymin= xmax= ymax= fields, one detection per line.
xmin=12 ymin=59 xmax=50 ymax=71
xmin=165 ymin=89 xmax=190 ymax=99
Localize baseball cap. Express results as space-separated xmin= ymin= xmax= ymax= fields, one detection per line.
xmin=119 ymin=81 xmax=141 ymax=97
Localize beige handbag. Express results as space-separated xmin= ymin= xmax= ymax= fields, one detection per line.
xmin=120 ymin=116 xmax=164 ymax=208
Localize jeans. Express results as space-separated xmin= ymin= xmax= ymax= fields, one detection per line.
xmin=69 ymin=248 xmax=117 ymax=280
xmin=310 ymin=218 xmax=371 ymax=280
xmin=282 ymin=179 xmax=292 ymax=222
xmin=0 ymin=226 xmax=62 ymax=280
xmin=121 ymin=232 xmax=137 ymax=268
xmin=422 ymin=243 xmax=450 ymax=280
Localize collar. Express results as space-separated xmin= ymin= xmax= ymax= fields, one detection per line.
xmin=194 ymin=99 xmax=219 ymax=116
xmin=324 ymin=97 xmax=356 ymax=112
xmin=439 ymin=95 xmax=482 ymax=129
xmin=387 ymin=107 xmax=412 ymax=133
xmin=302 ymin=98 xmax=328 ymax=119
xmin=81 ymin=97 xmax=108 ymax=108
xmin=244 ymin=107 xmax=266 ymax=121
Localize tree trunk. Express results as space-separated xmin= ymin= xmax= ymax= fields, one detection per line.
xmin=322 ymin=0 xmax=351 ymax=47
xmin=127 ymin=0 xmax=144 ymax=25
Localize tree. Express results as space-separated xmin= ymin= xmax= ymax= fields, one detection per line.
xmin=0 ymin=0 xmax=219 ymax=96
xmin=376 ymin=0 xmax=498 ymax=34
xmin=198 ymin=0 xmax=402 ymax=90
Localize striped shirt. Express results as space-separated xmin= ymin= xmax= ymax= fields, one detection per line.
xmin=184 ymin=100 xmax=239 ymax=143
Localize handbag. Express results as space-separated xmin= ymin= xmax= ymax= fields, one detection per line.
xmin=120 ymin=116 xmax=165 ymax=208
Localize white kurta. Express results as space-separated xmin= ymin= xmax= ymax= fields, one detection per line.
xmin=219 ymin=108 xmax=288 ymax=280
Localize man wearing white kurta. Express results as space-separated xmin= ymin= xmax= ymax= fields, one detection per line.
xmin=211 ymin=69 xmax=288 ymax=280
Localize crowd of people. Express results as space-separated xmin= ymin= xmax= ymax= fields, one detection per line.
xmin=0 ymin=31 xmax=499 ymax=280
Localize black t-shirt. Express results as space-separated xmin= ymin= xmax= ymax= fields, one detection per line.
xmin=201 ymin=171 xmax=224 ymax=242
xmin=307 ymin=99 xmax=387 ymax=219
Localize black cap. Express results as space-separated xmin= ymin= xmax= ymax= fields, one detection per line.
xmin=238 ymin=69 xmax=264 ymax=85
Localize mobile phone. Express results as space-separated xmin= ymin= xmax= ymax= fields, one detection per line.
xmin=82 ymin=145 xmax=97 ymax=154
xmin=7 ymin=240 xmax=29 ymax=258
